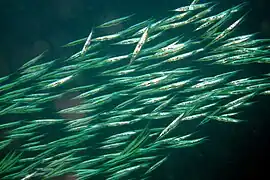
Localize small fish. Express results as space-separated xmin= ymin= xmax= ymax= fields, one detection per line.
xmin=129 ymin=23 xmax=151 ymax=65
xmin=171 ymin=2 xmax=214 ymax=12
xmin=207 ymin=115 xmax=245 ymax=123
xmin=206 ymin=12 xmax=249 ymax=48
xmin=80 ymin=28 xmax=94 ymax=55
xmin=145 ymin=156 xmax=168 ymax=175
xmin=19 ymin=51 xmax=47 ymax=71
xmin=97 ymin=14 xmax=135 ymax=28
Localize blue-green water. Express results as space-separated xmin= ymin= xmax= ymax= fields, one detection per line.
xmin=1 ymin=0 xmax=270 ymax=180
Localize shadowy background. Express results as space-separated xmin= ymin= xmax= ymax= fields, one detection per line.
xmin=0 ymin=0 xmax=269 ymax=180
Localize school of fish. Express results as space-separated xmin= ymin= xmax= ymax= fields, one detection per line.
xmin=0 ymin=0 xmax=270 ymax=179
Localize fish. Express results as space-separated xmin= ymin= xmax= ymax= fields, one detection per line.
xmin=80 ymin=28 xmax=94 ymax=55
xmin=97 ymin=14 xmax=135 ymax=28
xmin=171 ymin=2 xmax=214 ymax=12
xmin=0 ymin=1 xmax=270 ymax=180
xmin=129 ymin=22 xmax=152 ymax=65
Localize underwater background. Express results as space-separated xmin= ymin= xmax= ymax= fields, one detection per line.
xmin=0 ymin=0 xmax=270 ymax=179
